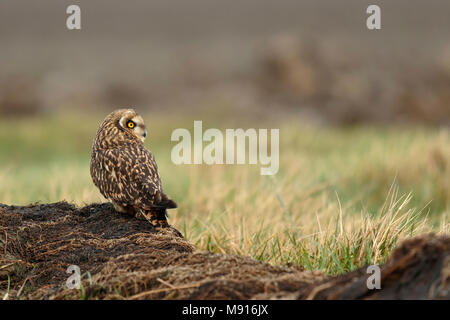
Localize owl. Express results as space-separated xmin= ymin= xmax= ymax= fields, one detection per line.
xmin=90 ymin=108 xmax=177 ymax=228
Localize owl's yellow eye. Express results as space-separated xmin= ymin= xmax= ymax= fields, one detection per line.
xmin=127 ymin=121 xmax=135 ymax=129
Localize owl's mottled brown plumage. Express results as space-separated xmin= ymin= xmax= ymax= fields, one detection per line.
xmin=90 ymin=108 xmax=176 ymax=227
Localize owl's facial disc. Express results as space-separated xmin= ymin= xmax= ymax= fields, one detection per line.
xmin=132 ymin=120 xmax=147 ymax=142
xmin=119 ymin=112 xmax=147 ymax=142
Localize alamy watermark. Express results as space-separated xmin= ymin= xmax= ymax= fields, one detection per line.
xmin=66 ymin=5 xmax=81 ymax=30
xmin=171 ymin=121 xmax=279 ymax=175
xmin=366 ymin=265 xmax=381 ymax=289
xmin=66 ymin=265 xmax=81 ymax=289
xmin=66 ymin=4 xmax=381 ymax=31
xmin=366 ymin=5 xmax=381 ymax=30
xmin=65 ymin=263 xmax=382 ymax=291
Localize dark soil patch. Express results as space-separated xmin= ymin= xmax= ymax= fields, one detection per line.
xmin=0 ymin=202 xmax=448 ymax=300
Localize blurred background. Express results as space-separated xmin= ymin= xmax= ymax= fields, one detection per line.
xmin=1 ymin=0 xmax=450 ymax=124
xmin=0 ymin=1 xmax=448 ymax=267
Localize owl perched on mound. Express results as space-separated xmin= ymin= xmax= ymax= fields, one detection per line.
xmin=90 ymin=108 xmax=176 ymax=228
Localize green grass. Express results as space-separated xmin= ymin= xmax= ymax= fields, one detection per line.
xmin=0 ymin=112 xmax=448 ymax=275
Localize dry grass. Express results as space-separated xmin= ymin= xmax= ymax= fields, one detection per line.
xmin=0 ymin=114 xmax=448 ymax=274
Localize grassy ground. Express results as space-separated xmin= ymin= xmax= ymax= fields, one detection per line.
xmin=0 ymin=112 xmax=448 ymax=275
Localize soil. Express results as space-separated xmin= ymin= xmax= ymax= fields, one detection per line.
xmin=0 ymin=202 xmax=448 ymax=300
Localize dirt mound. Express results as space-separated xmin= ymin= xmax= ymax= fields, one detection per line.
xmin=298 ymin=235 xmax=450 ymax=300
xmin=0 ymin=202 xmax=448 ymax=300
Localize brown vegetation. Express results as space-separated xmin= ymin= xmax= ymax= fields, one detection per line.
xmin=0 ymin=202 xmax=448 ymax=300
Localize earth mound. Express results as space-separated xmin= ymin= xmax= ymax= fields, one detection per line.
xmin=0 ymin=202 xmax=448 ymax=300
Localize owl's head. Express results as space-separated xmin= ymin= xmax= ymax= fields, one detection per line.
xmin=94 ymin=108 xmax=148 ymax=149
xmin=116 ymin=109 xmax=148 ymax=142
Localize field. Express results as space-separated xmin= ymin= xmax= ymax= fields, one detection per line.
xmin=1 ymin=113 xmax=448 ymax=275
xmin=1 ymin=1 xmax=449 ymax=300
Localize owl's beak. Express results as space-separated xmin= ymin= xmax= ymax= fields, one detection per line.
xmin=140 ymin=130 xmax=147 ymax=142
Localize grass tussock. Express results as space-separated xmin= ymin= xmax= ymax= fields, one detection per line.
xmin=178 ymin=173 xmax=432 ymax=274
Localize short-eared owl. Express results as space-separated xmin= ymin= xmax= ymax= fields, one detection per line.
xmin=90 ymin=108 xmax=176 ymax=227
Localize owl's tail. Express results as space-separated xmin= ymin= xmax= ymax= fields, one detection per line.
xmin=141 ymin=193 xmax=177 ymax=228
xmin=159 ymin=193 xmax=177 ymax=209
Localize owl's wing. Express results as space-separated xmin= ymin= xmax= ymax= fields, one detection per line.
xmin=132 ymin=145 xmax=178 ymax=209
xmin=94 ymin=144 xmax=176 ymax=210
